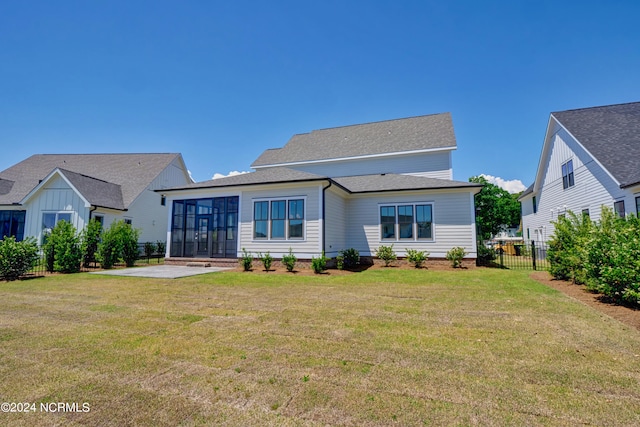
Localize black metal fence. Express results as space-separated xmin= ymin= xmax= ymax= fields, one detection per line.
xmin=479 ymin=240 xmax=550 ymax=271
xmin=26 ymin=242 xmax=165 ymax=277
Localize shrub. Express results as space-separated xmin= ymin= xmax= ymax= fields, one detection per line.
xmin=406 ymin=248 xmax=429 ymax=268
xmin=476 ymin=244 xmax=496 ymax=265
xmin=239 ymin=248 xmax=253 ymax=271
xmin=547 ymin=211 xmax=592 ymax=284
xmin=0 ymin=236 xmax=39 ymax=281
xmin=156 ymin=241 xmax=166 ymax=256
xmin=338 ymin=248 xmax=360 ymax=270
xmin=375 ymin=244 xmax=397 ymax=267
xmin=42 ymin=220 xmax=82 ymax=273
xmin=144 ymin=242 xmax=156 ymax=259
xmin=97 ymin=220 xmax=140 ymax=268
xmin=281 ymin=248 xmax=297 ymax=272
xmin=81 ymin=218 xmax=102 ymax=268
xmin=336 ymin=255 xmax=344 ymax=270
xmin=446 ymin=247 xmax=467 ymax=268
xmin=258 ymin=251 xmax=273 ymax=271
xmin=311 ymin=252 xmax=327 ymax=274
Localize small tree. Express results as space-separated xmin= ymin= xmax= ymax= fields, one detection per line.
xmin=81 ymin=218 xmax=102 ymax=268
xmin=0 ymin=237 xmax=39 ymax=281
xmin=42 ymin=220 xmax=82 ymax=273
xmin=375 ymin=244 xmax=397 ymax=267
xmin=97 ymin=220 xmax=140 ymax=268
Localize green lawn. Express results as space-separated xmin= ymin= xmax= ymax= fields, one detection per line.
xmin=1 ymin=269 xmax=639 ymax=426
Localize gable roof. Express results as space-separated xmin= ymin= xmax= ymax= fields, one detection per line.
xmin=161 ymin=167 xmax=481 ymax=194
xmin=251 ymin=113 xmax=456 ymax=168
xmin=0 ymin=153 xmax=183 ymax=208
xmin=552 ymin=102 xmax=640 ymax=188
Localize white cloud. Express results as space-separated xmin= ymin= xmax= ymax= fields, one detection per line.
xmin=212 ymin=170 xmax=251 ymax=180
xmin=479 ymin=174 xmax=526 ymax=194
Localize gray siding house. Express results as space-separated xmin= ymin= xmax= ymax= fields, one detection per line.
xmin=0 ymin=153 xmax=192 ymax=244
xmin=162 ymin=113 xmax=482 ymax=262
xmin=520 ymin=102 xmax=640 ymax=242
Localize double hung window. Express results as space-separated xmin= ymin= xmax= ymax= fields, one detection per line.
xmin=254 ymin=198 xmax=305 ymax=240
xmin=562 ymin=160 xmax=575 ymax=189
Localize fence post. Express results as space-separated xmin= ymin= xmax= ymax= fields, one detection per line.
xmin=531 ymin=240 xmax=537 ymax=271
xmin=499 ymin=240 xmax=504 ymax=269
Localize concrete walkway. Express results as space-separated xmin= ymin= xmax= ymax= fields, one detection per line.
xmin=90 ymin=265 xmax=231 ymax=279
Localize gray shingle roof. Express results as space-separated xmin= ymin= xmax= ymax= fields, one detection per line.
xmin=58 ymin=169 xmax=125 ymax=210
xmin=162 ymin=167 xmax=481 ymax=194
xmin=251 ymin=113 xmax=456 ymax=167
xmin=332 ymin=174 xmax=482 ymax=193
xmin=0 ymin=153 xmax=182 ymax=207
xmin=552 ymin=102 xmax=640 ymax=188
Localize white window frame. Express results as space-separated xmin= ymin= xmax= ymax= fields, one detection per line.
xmin=378 ymin=202 xmax=435 ymax=242
xmin=252 ymin=197 xmax=307 ymax=241
xmin=41 ymin=211 xmax=73 ymax=244
xmin=561 ymin=159 xmax=575 ymax=190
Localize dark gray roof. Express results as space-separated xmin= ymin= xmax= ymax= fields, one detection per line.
xmin=332 ymin=174 xmax=482 ymax=193
xmin=163 ymin=167 xmax=481 ymax=194
xmin=0 ymin=153 xmax=183 ymax=207
xmin=552 ymin=102 xmax=640 ymax=188
xmin=251 ymin=113 xmax=456 ymax=167
xmin=58 ymin=169 xmax=125 ymax=210
xmin=0 ymin=179 xmax=14 ymax=196
xmin=162 ymin=167 xmax=328 ymax=191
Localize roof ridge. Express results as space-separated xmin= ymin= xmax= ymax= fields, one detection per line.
xmin=552 ymin=101 xmax=640 ymax=115
xmin=302 ymin=112 xmax=450 ymax=134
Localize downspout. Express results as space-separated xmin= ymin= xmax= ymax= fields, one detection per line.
xmin=89 ymin=206 xmax=97 ymax=222
xmin=321 ymin=180 xmax=332 ymax=254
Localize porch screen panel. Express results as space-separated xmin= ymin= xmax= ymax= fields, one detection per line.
xmin=171 ymin=201 xmax=185 ymax=257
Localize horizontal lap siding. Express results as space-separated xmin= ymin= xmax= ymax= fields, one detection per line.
xmin=324 ymin=186 xmax=348 ymax=257
xmin=346 ymin=190 xmax=476 ymax=258
xmin=239 ymin=184 xmax=322 ymax=258
xmin=523 ymin=125 xmax=629 ymax=242
xmin=289 ymin=152 xmax=452 ymax=179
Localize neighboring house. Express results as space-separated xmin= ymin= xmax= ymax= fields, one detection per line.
xmin=520 ymin=102 xmax=640 ymax=243
xmin=161 ymin=113 xmax=482 ymax=262
xmin=0 ymin=153 xmax=192 ymax=245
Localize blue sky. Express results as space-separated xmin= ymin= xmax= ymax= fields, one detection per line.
xmin=1 ymin=1 xmax=639 ymax=191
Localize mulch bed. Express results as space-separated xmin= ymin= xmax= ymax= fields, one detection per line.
xmin=530 ymin=271 xmax=640 ymax=331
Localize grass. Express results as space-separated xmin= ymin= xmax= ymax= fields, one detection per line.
xmin=1 ymin=268 xmax=639 ymax=426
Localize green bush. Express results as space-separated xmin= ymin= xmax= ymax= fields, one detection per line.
xmin=81 ymin=218 xmax=102 ymax=268
xmin=406 ymin=248 xmax=429 ymax=268
xmin=0 ymin=236 xmax=39 ymax=281
xmin=156 ymin=241 xmax=166 ymax=256
xmin=239 ymin=248 xmax=253 ymax=271
xmin=446 ymin=247 xmax=467 ymax=268
xmin=258 ymin=251 xmax=273 ymax=271
xmin=97 ymin=220 xmax=140 ymax=269
xmin=42 ymin=220 xmax=82 ymax=273
xmin=144 ymin=242 xmax=156 ymax=258
xmin=375 ymin=244 xmax=397 ymax=267
xmin=311 ymin=252 xmax=327 ymax=274
xmin=338 ymin=248 xmax=360 ymax=270
xmin=281 ymin=248 xmax=297 ymax=272
xmin=476 ymin=244 xmax=496 ymax=265
xmin=547 ymin=211 xmax=592 ymax=284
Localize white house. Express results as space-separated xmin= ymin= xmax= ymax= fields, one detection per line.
xmin=520 ymin=102 xmax=640 ymax=243
xmin=0 ymin=153 xmax=192 ymax=244
xmin=161 ymin=114 xmax=482 ymax=262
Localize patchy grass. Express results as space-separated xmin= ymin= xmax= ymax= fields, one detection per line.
xmin=1 ymin=269 xmax=639 ymax=426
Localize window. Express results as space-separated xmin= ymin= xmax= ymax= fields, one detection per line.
xmin=561 ymin=160 xmax=575 ymax=189
xmin=253 ymin=198 xmax=305 ymax=240
xmin=124 ymin=219 xmax=132 ymax=225
xmin=380 ymin=203 xmax=434 ymax=241
xmin=532 ymin=196 xmax=537 ymax=214
xmin=0 ymin=211 xmax=26 ymax=241
xmin=42 ymin=212 xmax=72 ymax=243
xmin=582 ymin=208 xmax=590 ymax=217
xmin=614 ymin=200 xmax=625 ymax=218
xmin=161 ymin=195 xmax=166 ymax=206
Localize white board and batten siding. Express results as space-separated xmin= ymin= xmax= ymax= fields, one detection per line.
xmin=323 ymin=185 xmax=349 ymax=258
xmin=23 ymin=175 xmax=90 ymax=243
xmin=285 ymin=151 xmax=452 ymax=179
xmin=239 ymin=183 xmax=322 ymax=258
xmin=522 ymin=122 xmax=632 ymax=243
xmin=345 ymin=189 xmax=477 ymax=258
